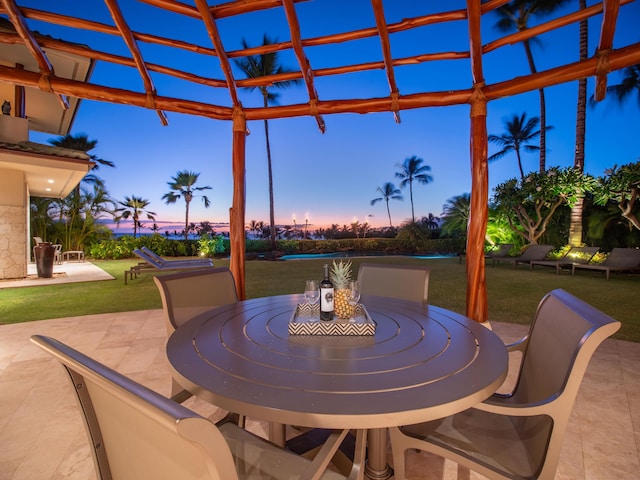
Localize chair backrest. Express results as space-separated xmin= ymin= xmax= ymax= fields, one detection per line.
xmin=141 ymin=246 xmax=166 ymax=263
xmin=357 ymin=263 xmax=430 ymax=304
xmin=564 ymin=246 xmax=599 ymax=264
xmin=485 ymin=243 xmax=513 ymax=258
xmin=30 ymin=335 xmax=239 ymax=480
xmin=33 ymin=236 xmax=43 ymax=244
xmin=517 ymin=244 xmax=554 ymax=260
xmin=133 ymin=249 xmax=162 ymax=267
xmin=513 ymin=289 xmax=620 ymax=404
xmin=601 ymin=247 xmax=640 ymax=267
xmin=154 ymin=268 xmax=238 ymax=332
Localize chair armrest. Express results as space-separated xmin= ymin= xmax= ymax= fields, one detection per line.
xmin=505 ymin=335 xmax=528 ymax=353
xmin=474 ymin=396 xmax=557 ymax=417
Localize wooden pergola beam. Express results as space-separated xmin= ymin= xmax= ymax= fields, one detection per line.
xmin=104 ymin=0 xmax=167 ymax=125
xmin=2 ymin=41 xmax=638 ymax=124
xmin=483 ymin=0 xmax=631 ymax=54
xmin=371 ymin=0 xmax=400 ymax=123
xmin=0 ymin=5 xmax=218 ymax=57
xmin=194 ymin=0 xmax=241 ymax=107
xmin=282 ymin=0 xmax=325 ymax=132
xmin=0 ymin=0 xmax=69 ymax=110
xmin=594 ymin=0 xmax=621 ymax=101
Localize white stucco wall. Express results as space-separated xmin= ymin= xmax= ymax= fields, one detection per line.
xmin=0 ymin=169 xmax=27 ymax=279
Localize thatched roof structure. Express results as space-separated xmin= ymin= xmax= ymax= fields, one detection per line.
xmin=1 ymin=0 xmax=638 ymax=322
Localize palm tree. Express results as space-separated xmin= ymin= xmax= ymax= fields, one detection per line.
xmin=162 ymin=170 xmax=211 ymax=240
xmin=488 ymin=112 xmax=543 ymax=180
xmin=370 ymin=182 xmax=403 ymax=227
xmin=492 ymin=0 xmax=570 ymax=173
xmin=234 ymin=34 xmax=302 ymax=250
xmin=49 ymin=133 xmax=114 ymax=187
xmin=116 ymin=195 xmax=156 ymax=239
xmin=440 ymin=193 xmax=470 ymax=237
xmin=395 ymin=156 xmax=433 ymax=223
xmin=569 ymin=0 xmax=589 ymax=247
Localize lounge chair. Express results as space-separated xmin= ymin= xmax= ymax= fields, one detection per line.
xmin=491 ymin=244 xmax=554 ymax=269
xmin=571 ymin=247 xmax=640 ymax=280
xmin=31 ymin=335 xmax=348 ymax=480
xmin=530 ymin=245 xmax=600 ymax=274
xmin=141 ymin=246 xmax=213 ymax=266
xmin=389 ymin=289 xmax=621 ymax=480
xmin=125 ymin=249 xmax=214 ymax=284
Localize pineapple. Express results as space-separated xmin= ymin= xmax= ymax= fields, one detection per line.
xmin=330 ymin=259 xmax=353 ymax=319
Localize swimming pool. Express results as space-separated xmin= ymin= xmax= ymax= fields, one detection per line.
xmin=278 ymin=252 xmax=456 ymax=260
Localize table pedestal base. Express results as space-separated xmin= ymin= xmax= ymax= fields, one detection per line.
xmin=365 ymin=429 xmax=393 ymax=480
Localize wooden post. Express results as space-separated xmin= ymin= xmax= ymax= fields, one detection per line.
xmin=466 ymin=85 xmax=489 ymax=323
xmin=230 ymin=108 xmax=247 ymax=300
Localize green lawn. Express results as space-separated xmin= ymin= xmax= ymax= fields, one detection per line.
xmin=1 ymin=256 xmax=638 ymax=342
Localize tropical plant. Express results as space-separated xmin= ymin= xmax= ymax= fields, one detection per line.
xmin=488 ymin=112 xmax=544 ymax=180
xmin=440 ymin=193 xmax=470 ymax=237
xmin=234 ymin=34 xmax=302 ymax=250
xmin=593 ymin=161 xmax=640 ymax=231
xmin=492 ymin=167 xmax=597 ymax=244
xmin=115 ymin=195 xmax=156 ymax=239
xmin=370 ymin=182 xmax=403 ymax=227
xmin=395 ymin=156 xmax=433 ymax=223
xmin=49 ymin=133 xmax=114 ymax=187
xmin=49 ymin=184 xmax=116 ymax=250
xmin=30 ymin=197 xmax=55 ymax=243
xmin=162 ymin=170 xmax=211 ymax=240
xmin=491 ymin=0 xmax=570 ymax=172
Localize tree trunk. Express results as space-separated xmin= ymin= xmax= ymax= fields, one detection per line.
xmin=569 ymin=0 xmax=588 ymax=247
xmin=523 ymin=39 xmax=546 ymax=173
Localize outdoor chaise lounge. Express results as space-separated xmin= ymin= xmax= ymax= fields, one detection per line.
xmin=491 ymin=244 xmax=554 ymax=269
xmin=485 ymin=243 xmax=514 ymax=260
xmin=571 ymin=247 xmax=640 ymax=280
xmin=529 ymin=246 xmax=600 ymax=274
xmin=125 ymin=249 xmax=214 ymax=284
xmin=141 ymin=246 xmax=214 ymax=266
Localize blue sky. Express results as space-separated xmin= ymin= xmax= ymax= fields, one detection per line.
xmin=23 ymin=0 xmax=640 ymax=233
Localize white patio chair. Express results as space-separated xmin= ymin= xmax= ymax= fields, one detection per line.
xmin=31 ymin=335 xmax=349 ymax=480
xmin=389 ymin=289 xmax=620 ymax=480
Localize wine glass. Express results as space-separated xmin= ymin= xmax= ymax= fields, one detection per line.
xmin=347 ymin=280 xmax=360 ymax=316
xmin=304 ymin=280 xmax=319 ymax=305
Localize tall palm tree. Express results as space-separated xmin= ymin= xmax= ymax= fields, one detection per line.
xmin=492 ymin=0 xmax=570 ymax=173
xmin=116 ymin=195 xmax=156 ymax=239
xmin=234 ymin=34 xmax=302 ymax=250
xmin=488 ymin=112 xmax=542 ymax=180
xmin=370 ymin=182 xmax=403 ymax=227
xmin=49 ymin=133 xmax=114 ymax=187
xmin=395 ymin=156 xmax=433 ymax=223
xmin=569 ymin=0 xmax=589 ymax=247
xmin=162 ymin=170 xmax=211 ymax=240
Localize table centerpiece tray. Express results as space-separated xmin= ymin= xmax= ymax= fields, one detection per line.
xmin=288 ymin=303 xmax=376 ymax=336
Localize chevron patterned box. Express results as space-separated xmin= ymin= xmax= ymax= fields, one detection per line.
xmin=288 ymin=303 xmax=376 ymax=336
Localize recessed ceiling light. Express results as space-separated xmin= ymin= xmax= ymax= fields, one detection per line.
xmin=45 ymin=188 xmax=51 ymax=192
xmin=47 ymin=179 xmax=54 ymax=183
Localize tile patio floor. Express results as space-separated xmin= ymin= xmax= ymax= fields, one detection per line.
xmin=0 ymin=265 xmax=638 ymax=479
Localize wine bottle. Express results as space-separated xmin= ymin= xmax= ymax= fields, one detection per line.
xmin=319 ymin=264 xmax=334 ymax=321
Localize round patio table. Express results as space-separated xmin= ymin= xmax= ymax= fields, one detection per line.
xmin=167 ymin=294 xmax=508 ymax=479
